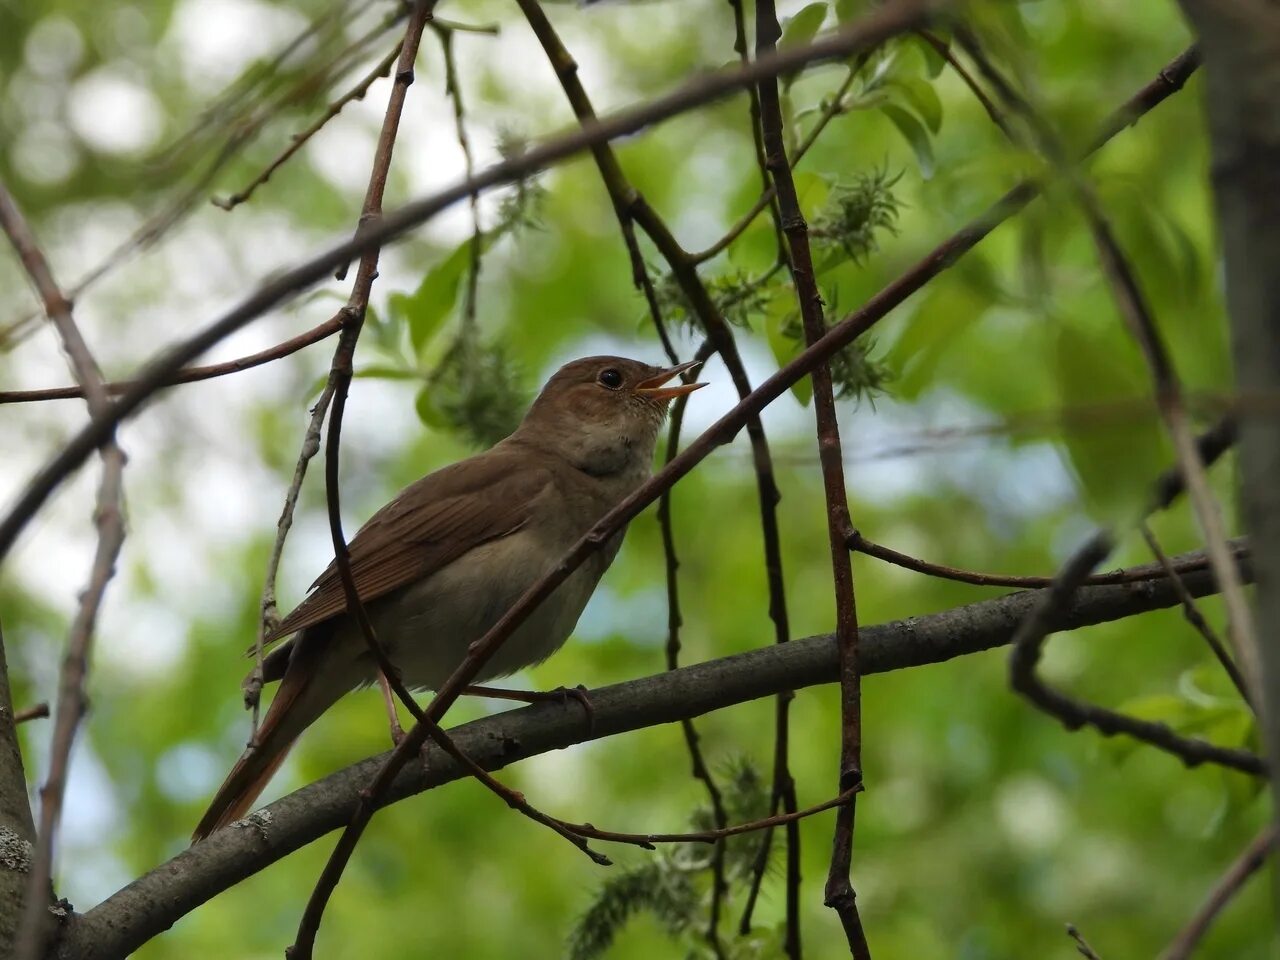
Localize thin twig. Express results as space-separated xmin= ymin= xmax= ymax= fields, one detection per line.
xmin=730 ymin=0 xmax=789 ymax=270
xmin=514 ymin=7 xmax=799 ymax=954
xmin=915 ymin=30 xmax=1013 ymax=138
xmin=694 ymin=61 xmax=860 ymax=265
xmin=291 ymin=1 xmax=439 ymax=955
xmin=1065 ymin=923 xmax=1104 ymax=960
xmin=953 ymin=28 xmax=1262 ymax=708
xmin=1139 ymin=522 xmax=1251 ymax=707
xmin=754 ymin=3 xmax=870 ymax=956
xmin=0 ymin=314 xmax=345 ymax=405
xmin=12 ymin=703 xmax=50 ymax=725
xmin=214 ymin=38 xmax=406 ymax=211
xmin=0 ymin=2 xmax=409 ymax=350
xmin=849 ymin=525 xmax=1245 ymax=590
xmin=1008 ymin=423 xmax=1265 ymax=776
xmin=0 ymin=182 xmax=128 ymax=960
xmin=1159 ymin=825 xmax=1277 ymax=960
xmin=435 ymin=23 xmax=481 ymax=335
xmin=245 ymin=378 xmax=337 ymax=733
xmin=658 ymin=341 xmax=729 ymax=959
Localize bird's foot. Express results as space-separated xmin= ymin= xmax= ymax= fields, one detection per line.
xmin=462 ymin=683 xmax=596 ymax=734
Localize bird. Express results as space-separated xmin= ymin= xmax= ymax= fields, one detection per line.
xmin=192 ymin=355 xmax=705 ymax=841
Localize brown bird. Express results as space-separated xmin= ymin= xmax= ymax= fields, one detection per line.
xmin=193 ymin=356 xmax=705 ymax=841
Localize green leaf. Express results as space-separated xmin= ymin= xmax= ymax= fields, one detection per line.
xmin=1054 ymin=323 xmax=1169 ymax=522
xmin=414 ymin=385 xmax=450 ymax=430
xmin=888 ymin=76 xmax=943 ymax=133
xmin=390 ymin=235 xmax=491 ymax=357
xmin=909 ymin=30 xmax=949 ymax=78
xmin=834 ymin=0 xmax=862 ymax=23
xmin=765 ymin=301 xmax=812 ymax=406
xmin=354 ymin=365 xmax=419 ymax=381
xmin=881 ymin=103 xmax=935 ymax=179
xmin=779 ymin=2 xmax=827 ymax=51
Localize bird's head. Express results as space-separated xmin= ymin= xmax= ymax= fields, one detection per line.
xmin=516 ymin=356 xmax=706 ymax=476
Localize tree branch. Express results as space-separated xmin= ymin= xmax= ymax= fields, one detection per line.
xmin=0 ymin=622 xmax=38 ymax=959
xmin=53 ymin=549 xmax=1243 ymax=960
xmin=1159 ymin=823 xmax=1277 ymax=960
xmin=0 ymin=180 xmax=129 ymax=960
xmin=753 ymin=0 xmax=867 ymax=954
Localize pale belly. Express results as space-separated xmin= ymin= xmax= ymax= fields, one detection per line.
xmin=353 ymin=527 xmax=618 ymax=689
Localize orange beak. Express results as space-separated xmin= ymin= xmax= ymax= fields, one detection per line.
xmin=635 ymin=360 xmax=708 ymax=401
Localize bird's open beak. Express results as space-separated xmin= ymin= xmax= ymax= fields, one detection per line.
xmin=635 ymin=360 xmax=708 ymax=401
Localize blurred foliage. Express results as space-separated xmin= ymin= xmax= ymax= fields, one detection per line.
xmin=0 ymin=0 xmax=1268 ymax=958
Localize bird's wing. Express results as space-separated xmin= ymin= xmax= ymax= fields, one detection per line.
xmin=262 ymin=448 xmax=551 ymax=643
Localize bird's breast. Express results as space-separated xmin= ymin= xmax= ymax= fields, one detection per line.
xmin=365 ymin=522 xmax=622 ymax=689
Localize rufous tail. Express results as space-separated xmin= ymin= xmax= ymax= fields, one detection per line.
xmin=192 ymin=660 xmax=324 ymax=842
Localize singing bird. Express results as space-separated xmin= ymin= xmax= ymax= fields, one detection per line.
xmin=193 ymin=356 xmax=705 ymax=840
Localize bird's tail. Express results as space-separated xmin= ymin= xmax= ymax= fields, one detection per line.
xmin=192 ymin=642 xmax=340 ymax=842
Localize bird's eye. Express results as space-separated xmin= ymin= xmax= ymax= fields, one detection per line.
xmin=598 ymin=368 xmax=623 ymax=390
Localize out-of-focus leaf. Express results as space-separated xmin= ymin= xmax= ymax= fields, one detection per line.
xmin=1054 ymin=323 xmax=1168 ymax=523
xmin=414 ymin=385 xmax=450 ymax=430
xmin=834 ymin=0 xmax=862 ymax=23
xmin=390 ymin=235 xmax=493 ymax=357
xmin=888 ymin=76 xmax=943 ymax=133
xmin=779 ymin=2 xmax=828 ymax=51
xmin=354 ymin=365 xmax=419 ymax=381
xmin=765 ymin=299 xmax=812 ymax=406
xmin=881 ymin=103 xmax=935 ymax=179
xmin=909 ymin=30 xmax=949 ymax=78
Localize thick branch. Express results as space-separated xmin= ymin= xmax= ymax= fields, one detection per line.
xmin=0 ymin=623 xmax=37 ymax=958
xmin=55 ymin=551 xmax=1242 ymax=960
xmin=1176 ymin=0 xmax=1280 ymax=911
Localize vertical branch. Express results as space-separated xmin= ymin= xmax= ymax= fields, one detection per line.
xmin=290 ymin=2 xmax=439 ymax=954
xmin=753 ymin=3 xmax=868 ymax=958
xmin=0 ymin=621 xmax=38 ymax=958
xmin=728 ymin=0 xmax=790 ymax=268
xmin=0 ymin=183 xmax=128 ymax=960
xmin=1174 ymin=2 xmax=1280 ymax=893
xmin=659 ymin=343 xmax=728 ymax=960
xmin=513 ymin=5 xmax=801 ymax=950
xmin=433 ymin=23 xmax=483 ymax=338
xmin=246 ymin=382 xmax=337 ymax=734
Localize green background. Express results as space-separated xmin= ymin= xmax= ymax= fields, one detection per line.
xmin=0 ymin=0 xmax=1267 ymax=957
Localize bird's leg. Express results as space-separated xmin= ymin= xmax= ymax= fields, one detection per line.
xmin=377 ymin=671 xmax=406 ymax=746
xmin=462 ymin=684 xmax=595 ymax=734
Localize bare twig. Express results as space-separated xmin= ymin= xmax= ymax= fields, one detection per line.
xmin=657 ymin=341 xmax=729 ymax=959
xmin=245 ymin=378 xmax=337 ymax=732
xmin=1159 ymin=825 xmax=1277 ymax=960
xmin=214 ymin=38 xmax=406 ymax=211
xmin=694 ymin=61 xmax=859 ymax=265
xmin=0 ymin=2 xmax=409 ymax=350
xmin=730 ymin=0 xmax=789 ymax=270
xmin=953 ymin=29 xmax=1262 ymax=707
xmin=12 ymin=703 xmax=50 ymax=725
xmin=0 ymin=314 xmax=345 ymax=405
xmin=754 ymin=3 xmax=869 ymax=956
xmin=0 ymin=183 xmax=128 ymax=960
xmin=291 ymin=0 xmax=439 ymax=954
xmin=1065 ymin=923 xmax=1104 ymax=960
xmin=1140 ymin=522 xmax=1251 ymax=707
xmin=915 ymin=30 xmax=1012 ymax=138
xmin=513 ymin=7 xmax=801 ymax=954
xmin=1008 ymin=423 xmax=1265 ymax=776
